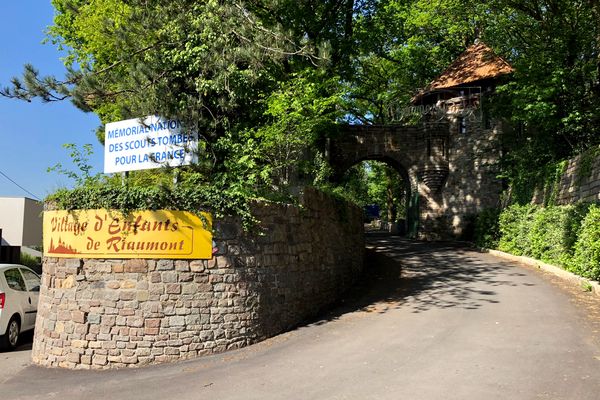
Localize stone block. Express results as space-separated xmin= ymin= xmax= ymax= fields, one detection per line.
xmin=106 ymin=281 xmax=121 ymax=289
xmin=207 ymin=257 xmax=218 ymax=269
xmin=71 ymin=340 xmax=88 ymax=349
xmin=161 ymin=272 xmax=178 ymax=283
xmin=157 ymin=260 xmax=174 ymax=271
xmin=181 ymin=284 xmax=196 ymax=295
xmin=120 ymin=291 xmax=136 ymax=301
xmin=121 ymin=280 xmax=136 ymax=289
xmin=65 ymin=259 xmax=83 ymax=270
xmin=122 ymin=349 xmax=136 ymax=357
xmin=175 ymin=307 xmax=191 ymax=316
xmin=51 ymin=347 xmax=64 ymax=356
xmin=112 ymin=263 xmax=124 ymax=273
xmin=196 ymin=283 xmax=213 ymax=293
xmin=88 ymin=341 xmax=102 ymax=349
xmin=136 ymin=290 xmax=150 ymax=302
xmin=145 ymin=318 xmax=161 ymax=328
xmin=97 ymin=333 xmax=112 ymax=341
xmin=62 ymin=276 xmax=76 ymax=289
xmin=149 ymin=284 xmax=164 ymax=295
xmin=175 ymin=261 xmax=190 ymax=272
xmin=115 ymin=334 xmax=130 ymax=343
xmin=58 ymin=361 xmax=77 ymax=369
xmin=185 ymin=315 xmax=201 ymax=325
xmin=127 ymin=317 xmax=144 ymax=328
xmin=45 ymin=320 xmax=56 ymax=331
xmin=167 ymin=339 xmax=183 ymax=347
xmin=71 ymin=311 xmax=86 ymax=324
xmin=169 ymin=316 xmax=185 ymax=326
xmin=104 ymin=290 xmax=121 ymax=302
xmin=136 ymin=348 xmax=152 ymax=357
xmin=57 ymin=310 xmax=71 ymax=321
xmin=166 ymin=284 xmax=181 ymax=294
xmin=102 ymin=341 xmax=116 ymax=350
xmin=144 ymin=328 xmax=160 ymax=335
xmin=92 ymin=355 xmax=108 ymax=366
xmin=189 ymin=261 xmax=205 ymax=273
xmin=119 ymin=308 xmax=135 ymax=317
xmin=125 ymin=259 xmax=147 ymax=273
xmin=162 ymin=303 xmax=176 ymax=315
xmin=101 ymin=315 xmax=116 ymax=327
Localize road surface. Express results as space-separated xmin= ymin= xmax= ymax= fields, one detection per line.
xmin=2 ymin=235 xmax=600 ymax=399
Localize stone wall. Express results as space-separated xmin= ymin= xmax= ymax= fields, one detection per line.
xmin=32 ymin=188 xmax=364 ymax=369
xmin=555 ymin=149 xmax=600 ymax=205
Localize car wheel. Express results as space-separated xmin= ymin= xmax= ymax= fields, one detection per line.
xmin=1 ymin=317 xmax=20 ymax=350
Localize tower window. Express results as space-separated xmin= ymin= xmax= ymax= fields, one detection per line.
xmin=458 ymin=117 xmax=467 ymax=134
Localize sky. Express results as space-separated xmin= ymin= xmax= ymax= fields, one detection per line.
xmin=0 ymin=1 xmax=103 ymax=200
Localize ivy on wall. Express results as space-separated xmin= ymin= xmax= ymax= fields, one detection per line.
xmin=576 ymin=145 xmax=600 ymax=186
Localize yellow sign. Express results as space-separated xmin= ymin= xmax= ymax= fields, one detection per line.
xmin=43 ymin=210 xmax=212 ymax=259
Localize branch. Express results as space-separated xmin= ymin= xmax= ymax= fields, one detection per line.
xmin=232 ymin=2 xmax=322 ymax=63
xmin=0 ymin=42 xmax=162 ymax=104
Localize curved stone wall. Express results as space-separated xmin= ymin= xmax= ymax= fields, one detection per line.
xmin=32 ymin=188 xmax=364 ymax=369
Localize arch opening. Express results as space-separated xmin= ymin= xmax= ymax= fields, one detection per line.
xmin=334 ymin=157 xmax=417 ymax=237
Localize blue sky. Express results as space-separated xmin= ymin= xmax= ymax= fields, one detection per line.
xmin=0 ymin=2 xmax=103 ymax=200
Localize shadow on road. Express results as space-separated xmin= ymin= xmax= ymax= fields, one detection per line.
xmin=310 ymin=233 xmax=532 ymax=324
xmin=0 ymin=330 xmax=34 ymax=354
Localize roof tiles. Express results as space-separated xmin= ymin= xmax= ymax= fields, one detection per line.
xmin=415 ymin=42 xmax=514 ymax=100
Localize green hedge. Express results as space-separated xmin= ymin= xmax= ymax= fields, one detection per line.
xmin=570 ymin=205 xmax=600 ymax=280
xmin=476 ymin=203 xmax=600 ymax=281
xmin=474 ymin=208 xmax=501 ymax=249
xmin=497 ymin=204 xmax=537 ymax=256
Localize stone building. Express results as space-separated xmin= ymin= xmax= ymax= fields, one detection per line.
xmin=330 ymin=42 xmax=513 ymax=239
xmin=413 ymin=42 xmax=513 ymax=239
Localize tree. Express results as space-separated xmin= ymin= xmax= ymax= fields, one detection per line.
xmin=484 ymin=0 xmax=600 ymax=157
xmin=3 ymin=0 xmax=600 ymax=209
xmin=343 ymin=0 xmax=484 ymax=123
xmin=2 ymin=0 xmax=358 ymax=200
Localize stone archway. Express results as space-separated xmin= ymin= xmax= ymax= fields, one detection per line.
xmin=328 ymin=121 xmax=502 ymax=240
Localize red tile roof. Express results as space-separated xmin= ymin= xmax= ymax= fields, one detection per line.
xmin=413 ymin=42 xmax=514 ymax=102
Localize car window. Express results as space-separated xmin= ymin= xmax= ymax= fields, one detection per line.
xmin=4 ymin=268 xmax=26 ymax=291
xmin=20 ymin=269 xmax=41 ymax=292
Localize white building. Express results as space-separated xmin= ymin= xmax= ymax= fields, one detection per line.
xmin=0 ymin=197 xmax=43 ymax=263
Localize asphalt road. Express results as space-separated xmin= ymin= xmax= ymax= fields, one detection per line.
xmin=0 ymin=331 xmax=33 ymax=386
xmin=2 ymin=235 xmax=600 ymax=399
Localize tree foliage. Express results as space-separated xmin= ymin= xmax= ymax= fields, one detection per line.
xmin=2 ymin=0 xmax=600 ymax=209
xmin=335 ymin=161 xmax=407 ymax=222
xmin=487 ymin=0 xmax=600 ymax=157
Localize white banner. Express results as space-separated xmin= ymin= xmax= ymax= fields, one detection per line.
xmin=104 ymin=116 xmax=198 ymax=173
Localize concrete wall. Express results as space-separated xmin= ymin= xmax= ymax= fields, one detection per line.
xmin=31 ymin=188 xmax=364 ymax=369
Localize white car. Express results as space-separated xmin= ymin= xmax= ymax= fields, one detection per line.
xmin=0 ymin=264 xmax=41 ymax=350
